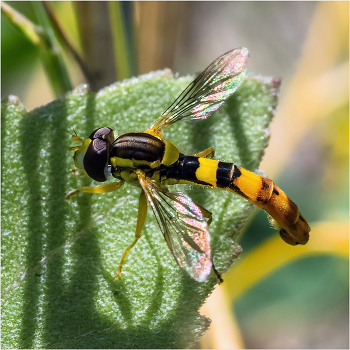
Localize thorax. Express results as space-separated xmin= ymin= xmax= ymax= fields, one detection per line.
xmin=110 ymin=132 xmax=180 ymax=170
xmin=109 ymin=132 xmax=180 ymax=186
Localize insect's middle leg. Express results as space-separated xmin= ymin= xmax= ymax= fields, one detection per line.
xmin=115 ymin=190 xmax=148 ymax=279
xmin=193 ymin=147 xmax=215 ymax=159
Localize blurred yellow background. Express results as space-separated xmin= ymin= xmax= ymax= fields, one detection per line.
xmin=2 ymin=1 xmax=348 ymax=348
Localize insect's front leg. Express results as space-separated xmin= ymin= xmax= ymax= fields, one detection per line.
xmin=66 ymin=181 xmax=124 ymax=199
xmin=193 ymin=147 xmax=215 ymax=159
xmin=69 ymin=166 xmax=87 ymax=176
xmin=115 ymin=189 xmax=148 ymax=279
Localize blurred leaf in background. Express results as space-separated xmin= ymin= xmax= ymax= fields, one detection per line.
xmin=1 ymin=2 xmax=40 ymax=102
xmin=1 ymin=1 xmax=348 ymax=349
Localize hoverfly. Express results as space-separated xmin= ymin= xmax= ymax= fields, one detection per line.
xmin=67 ymin=48 xmax=310 ymax=283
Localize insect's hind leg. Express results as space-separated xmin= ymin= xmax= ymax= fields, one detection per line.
xmin=115 ymin=190 xmax=148 ymax=279
xmin=193 ymin=147 xmax=215 ymax=159
xmin=196 ymin=203 xmax=213 ymax=226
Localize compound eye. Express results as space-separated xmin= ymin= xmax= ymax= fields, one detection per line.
xmin=83 ymin=138 xmax=109 ymax=182
xmin=89 ymin=127 xmax=114 ymax=144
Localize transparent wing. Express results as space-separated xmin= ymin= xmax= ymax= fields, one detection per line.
xmin=149 ymin=47 xmax=249 ymax=133
xmin=138 ymin=175 xmax=212 ymax=282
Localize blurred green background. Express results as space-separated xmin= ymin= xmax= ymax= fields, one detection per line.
xmin=2 ymin=1 xmax=348 ymax=348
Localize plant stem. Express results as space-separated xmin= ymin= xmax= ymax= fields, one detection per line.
xmin=108 ymin=1 xmax=132 ymax=81
xmin=1 ymin=1 xmax=42 ymax=45
xmin=30 ymin=1 xmax=72 ymax=96
xmin=41 ymin=1 xmax=97 ymax=91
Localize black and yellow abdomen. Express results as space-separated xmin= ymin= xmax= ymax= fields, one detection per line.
xmin=165 ymin=155 xmax=310 ymax=245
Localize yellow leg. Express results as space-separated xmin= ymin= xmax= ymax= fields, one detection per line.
xmin=115 ymin=190 xmax=148 ymax=279
xmin=194 ymin=147 xmax=215 ymax=159
xmin=66 ymin=181 xmax=124 ymax=199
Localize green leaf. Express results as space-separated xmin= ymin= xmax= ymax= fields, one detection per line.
xmin=1 ymin=71 xmax=279 ymax=348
